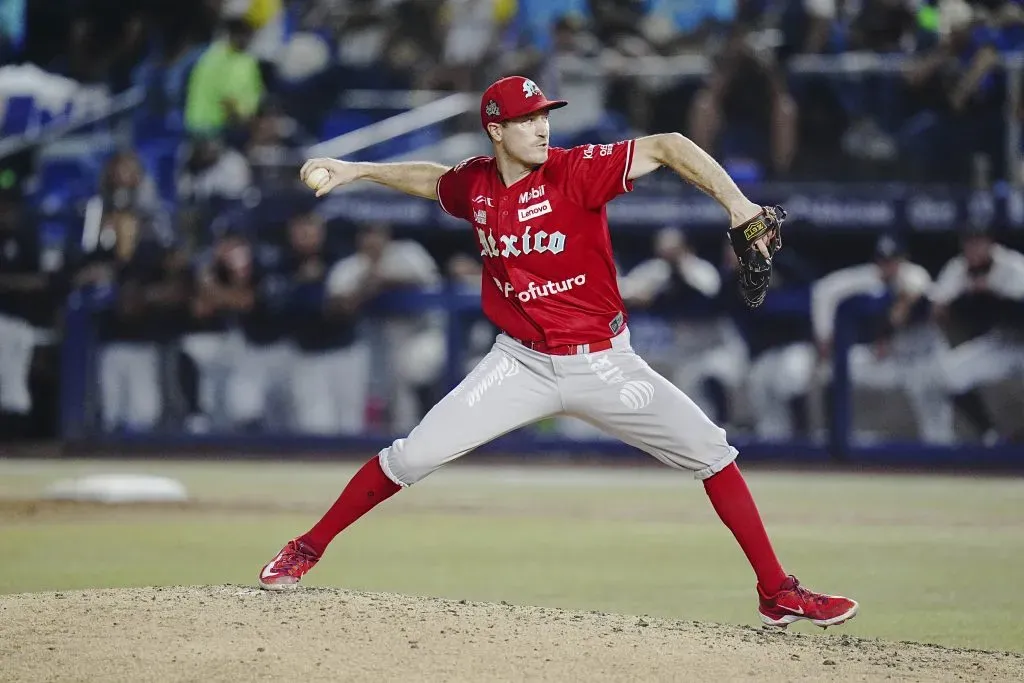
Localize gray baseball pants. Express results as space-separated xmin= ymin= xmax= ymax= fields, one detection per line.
xmin=378 ymin=328 xmax=739 ymax=486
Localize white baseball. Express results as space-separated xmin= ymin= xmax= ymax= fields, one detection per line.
xmin=305 ymin=167 xmax=331 ymax=191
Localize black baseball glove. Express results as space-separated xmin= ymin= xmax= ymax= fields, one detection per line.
xmin=727 ymin=205 xmax=787 ymax=309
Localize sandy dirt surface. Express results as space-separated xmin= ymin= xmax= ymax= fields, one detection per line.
xmin=2 ymin=586 xmax=1021 ymax=683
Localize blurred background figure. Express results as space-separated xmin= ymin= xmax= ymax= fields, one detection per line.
xmin=812 ymin=235 xmax=952 ymax=443
xmin=77 ymin=210 xmax=183 ymax=432
xmin=326 ymin=224 xmax=444 ymax=434
xmin=621 ymin=226 xmax=748 ymax=428
xmin=729 ymin=240 xmax=818 ymax=442
xmin=0 ymin=179 xmax=62 ymax=437
xmin=92 ymin=149 xmax=162 ymax=219
xmin=220 ymin=227 xmax=294 ymax=432
xmin=289 ymin=212 xmax=372 ymax=435
xmin=688 ymin=26 xmax=798 ymax=179
xmin=930 ymin=226 xmax=1024 ymax=444
xmin=184 ymin=13 xmax=264 ymax=136
xmin=180 ymin=225 xmax=248 ymax=433
xmin=446 ymin=252 xmax=495 ymax=372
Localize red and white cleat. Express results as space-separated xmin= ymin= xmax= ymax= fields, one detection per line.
xmin=258 ymin=538 xmax=320 ymax=591
xmin=758 ymin=575 xmax=859 ymax=629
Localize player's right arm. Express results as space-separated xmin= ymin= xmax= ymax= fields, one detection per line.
xmin=300 ymin=158 xmax=450 ymax=200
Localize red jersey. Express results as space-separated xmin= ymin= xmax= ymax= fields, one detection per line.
xmin=436 ymin=140 xmax=636 ymax=345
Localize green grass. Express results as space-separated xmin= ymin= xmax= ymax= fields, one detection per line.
xmin=1 ymin=458 xmax=1022 ymax=652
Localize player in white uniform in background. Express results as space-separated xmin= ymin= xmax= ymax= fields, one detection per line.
xmin=930 ymin=226 xmax=1024 ymax=444
xmin=812 ymin=235 xmax=952 ymax=443
xmin=288 ymin=213 xmax=371 ymax=435
xmin=620 ymin=227 xmax=748 ymax=426
xmin=732 ymin=242 xmax=818 ymax=441
xmin=327 ymin=224 xmax=444 ymax=434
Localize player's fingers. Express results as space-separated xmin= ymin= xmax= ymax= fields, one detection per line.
xmin=755 ymin=238 xmax=770 ymax=258
xmin=315 ymin=179 xmax=336 ymax=198
xmin=299 ymin=159 xmax=315 ymax=181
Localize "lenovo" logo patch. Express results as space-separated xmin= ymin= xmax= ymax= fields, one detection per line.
xmin=517 ymin=200 xmax=552 ymax=222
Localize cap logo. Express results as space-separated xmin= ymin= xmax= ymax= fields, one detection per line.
xmin=522 ymin=79 xmax=542 ymax=98
xmin=485 ymin=100 xmax=501 ymax=117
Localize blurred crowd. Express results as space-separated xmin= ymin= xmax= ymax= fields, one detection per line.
xmin=0 ymin=0 xmax=1022 ymax=445
xmin=4 ymin=0 xmax=1024 ymax=181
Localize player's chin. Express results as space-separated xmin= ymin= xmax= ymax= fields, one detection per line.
xmin=531 ymin=147 xmax=550 ymax=164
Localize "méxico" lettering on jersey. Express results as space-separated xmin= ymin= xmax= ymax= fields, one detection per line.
xmin=477 ymin=226 xmax=566 ymax=258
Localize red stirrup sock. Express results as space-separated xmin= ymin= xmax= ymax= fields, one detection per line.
xmin=702 ymin=462 xmax=787 ymax=594
xmin=300 ymin=456 xmax=401 ymax=556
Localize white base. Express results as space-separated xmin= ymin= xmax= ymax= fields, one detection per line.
xmin=44 ymin=474 xmax=188 ymax=504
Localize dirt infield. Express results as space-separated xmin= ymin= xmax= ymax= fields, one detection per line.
xmin=2 ymin=586 xmax=1021 ymax=682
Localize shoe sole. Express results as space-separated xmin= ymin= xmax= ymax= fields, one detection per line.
xmin=760 ymin=600 xmax=859 ymax=630
xmin=258 ymin=579 xmax=300 ymax=592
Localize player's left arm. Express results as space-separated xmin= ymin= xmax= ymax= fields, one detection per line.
xmin=628 ymin=133 xmax=762 ymax=230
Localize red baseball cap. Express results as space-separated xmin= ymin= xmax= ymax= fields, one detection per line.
xmin=480 ymin=76 xmax=567 ymax=129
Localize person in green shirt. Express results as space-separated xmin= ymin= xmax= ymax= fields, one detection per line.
xmin=185 ymin=18 xmax=265 ymax=135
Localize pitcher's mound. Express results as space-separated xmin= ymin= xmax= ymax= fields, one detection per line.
xmin=2 ymin=585 xmax=1020 ymax=682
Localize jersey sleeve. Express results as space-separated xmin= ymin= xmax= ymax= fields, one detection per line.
xmin=929 ymin=258 xmax=967 ymax=305
xmin=549 ymin=140 xmax=636 ymax=210
xmin=436 ymin=156 xmax=487 ymax=220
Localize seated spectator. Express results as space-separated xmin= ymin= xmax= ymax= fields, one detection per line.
xmin=184 ymin=16 xmax=265 ymax=136
xmin=288 ymin=212 xmax=373 ymax=435
xmin=178 ymin=135 xmax=253 ymax=204
xmin=76 ymin=210 xmax=185 ymax=432
xmin=177 ymin=135 xmax=253 ymax=249
xmin=688 ymin=27 xmax=798 ymax=178
xmin=93 ymin=150 xmax=162 ymax=217
xmin=245 ymin=101 xmax=306 ymax=190
xmin=930 ymin=225 xmax=1024 ymax=444
xmin=812 ymin=235 xmax=952 ymax=444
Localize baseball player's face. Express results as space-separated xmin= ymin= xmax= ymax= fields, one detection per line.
xmin=496 ymin=112 xmax=550 ymax=166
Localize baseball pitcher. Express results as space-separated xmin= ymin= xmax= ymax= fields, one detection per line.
xmin=258 ymin=76 xmax=858 ymax=629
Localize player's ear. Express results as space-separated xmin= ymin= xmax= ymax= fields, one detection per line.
xmin=487 ymin=122 xmax=502 ymax=144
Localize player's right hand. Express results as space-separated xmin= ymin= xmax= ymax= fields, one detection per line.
xmin=299 ymin=158 xmax=359 ymax=197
